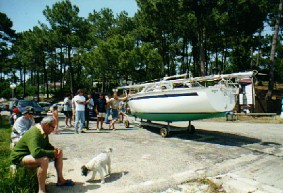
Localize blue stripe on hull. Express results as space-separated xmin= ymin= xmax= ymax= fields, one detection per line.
xmin=131 ymin=112 xmax=225 ymax=122
xmin=129 ymin=92 xmax=198 ymax=101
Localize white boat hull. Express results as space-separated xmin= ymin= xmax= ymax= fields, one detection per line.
xmin=127 ymin=87 xmax=237 ymax=122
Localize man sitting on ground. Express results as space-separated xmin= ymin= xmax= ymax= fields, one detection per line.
xmin=11 ymin=106 xmax=35 ymax=145
xmin=10 ymin=116 xmax=74 ymax=193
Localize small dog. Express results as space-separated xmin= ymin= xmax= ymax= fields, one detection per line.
xmin=81 ymin=148 xmax=112 ymax=183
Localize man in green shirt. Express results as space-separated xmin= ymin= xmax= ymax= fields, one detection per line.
xmin=11 ymin=116 xmax=74 ymax=193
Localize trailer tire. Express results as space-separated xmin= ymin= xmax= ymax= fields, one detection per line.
xmin=160 ymin=128 xmax=170 ymax=138
xmin=187 ymin=125 xmax=196 ymax=134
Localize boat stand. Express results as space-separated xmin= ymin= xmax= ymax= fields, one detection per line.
xmin=140 ymin=120 xmax=196 ymax=138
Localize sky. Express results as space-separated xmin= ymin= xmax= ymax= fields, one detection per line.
xmin=0 ymin=0 xmax=138 ymax=33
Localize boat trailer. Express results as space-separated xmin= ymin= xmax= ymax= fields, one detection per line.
xmin=124 ymin=116 xmax=196 ymax=137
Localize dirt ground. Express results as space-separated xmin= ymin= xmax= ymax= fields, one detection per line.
xmin=45 ymin=116 xmax=283 ymax=193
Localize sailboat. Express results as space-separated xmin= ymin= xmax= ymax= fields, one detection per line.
xmin=118 ymin=71 xmax=257 ymax=137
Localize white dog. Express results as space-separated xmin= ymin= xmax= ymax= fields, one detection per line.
xmin=81 ymin=148 xmax=112 ymax=183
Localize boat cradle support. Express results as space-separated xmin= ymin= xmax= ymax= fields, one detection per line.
xmin=140 ymin=120 xmax=196 ymax=138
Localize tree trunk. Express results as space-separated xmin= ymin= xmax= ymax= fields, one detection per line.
xmin=256 ymin=33 xmax=262 ymax=67
xmin=42 ymin=51 xmax=48 ymax=100
xmin=36 ymin=69 xmax=40 ymax=102
xmin=23 ymin=63 xmax=26 ymax=98
xmin=250 ymin=47 xmax=254 ymax=67
xmin=256 ymin=49 xmax=261 ymax=67
xmin=60 ymin=48 xmax=63 ymax=91
xmin=266 ymin=0 xmax=282 ymax=99
xmin=199 ymin=26 xmax=206 ymax=76
xmin=68 ymin=45 xmax=75 ymax=95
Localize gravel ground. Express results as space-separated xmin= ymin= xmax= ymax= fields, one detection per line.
xmin=45 ymin=117 xmax=283 ymax=193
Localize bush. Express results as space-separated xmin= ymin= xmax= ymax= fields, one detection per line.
xmin=0 ymin=118 xmax=37 ymax=193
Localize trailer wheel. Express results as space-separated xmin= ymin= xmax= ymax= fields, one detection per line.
xmin=187 ymin=125 xmax=195 ymax=134
xmin=124 ymin=120 xmax=130 ymax=128
xmin=160 ymin=128 xmax=170 ymax=138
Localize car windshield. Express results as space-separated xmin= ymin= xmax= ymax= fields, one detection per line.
xmin=39 ymin=103 xmax=49 ymax=107
xmin=19 ymin=100 xmax=40 ymax=107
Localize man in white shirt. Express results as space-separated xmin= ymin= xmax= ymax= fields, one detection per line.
xmin=74 ymin=89 xmax=88 ymax=133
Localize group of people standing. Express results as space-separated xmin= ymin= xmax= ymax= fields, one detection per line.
xmin=62 ymin=89 xmax=127 ymax=134
xmin=9 ymin=88 xmax=128 ymax=193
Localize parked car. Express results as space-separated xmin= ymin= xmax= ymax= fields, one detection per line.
xmin=0 ymin=103 xmax=10 ymax=113
xmin=13 ymin=100 xmax=47 ymax=122
xmin=38 ymin=102 xmax=52 ymax=112
xmin=49 ymin=101 xmax=64 ymax=112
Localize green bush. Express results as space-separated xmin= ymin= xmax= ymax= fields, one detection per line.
xmin=0 ymin=118 xmax=37 ymax=193
xmin=0 ymin=81 xmax=12 ymax=99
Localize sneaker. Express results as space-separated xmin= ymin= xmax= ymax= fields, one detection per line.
xmin=65 ymin=125 xmax=69 ymax=129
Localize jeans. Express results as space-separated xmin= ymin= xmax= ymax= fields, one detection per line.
xmin=75 ymin=111 xmax=85 ymax=131
xmin=105 ymin=107 xmax=110 ymax=123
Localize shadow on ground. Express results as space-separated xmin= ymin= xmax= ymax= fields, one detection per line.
xmin=47 ymin=182 xmax=100 ymax=193
xmin=143 ymin=125 xmax=261 ymax=147
xmin=86 ymin=171 xmax=129 ymax=184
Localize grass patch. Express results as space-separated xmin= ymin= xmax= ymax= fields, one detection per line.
xmin=179 ymin=178 xmax=225 ymax=193
xmin=0 ymin=117 xmax=37 ymax=193
xmin=197 ymin=178 xmax=225 ymax=193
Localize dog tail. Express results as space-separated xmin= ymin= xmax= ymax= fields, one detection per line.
xmin=105 ymin=147 xmax=113 ymax=153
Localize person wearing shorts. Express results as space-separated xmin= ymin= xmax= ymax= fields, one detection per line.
xmin=96 ymin=93 xmax=106 ymax=130
xmin=108 ymin=93 xmax=127 ymax=130
xmin=63 ymin=94 xmax=73 ymax=128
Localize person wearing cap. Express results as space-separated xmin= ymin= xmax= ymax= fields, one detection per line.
xmin=9 ymin=107 xmax=20 ymax=126
xmin=11 ymin=116 xmax=75 ymax=193
xmin=11 ymin=106 xmax=35 ymax=144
